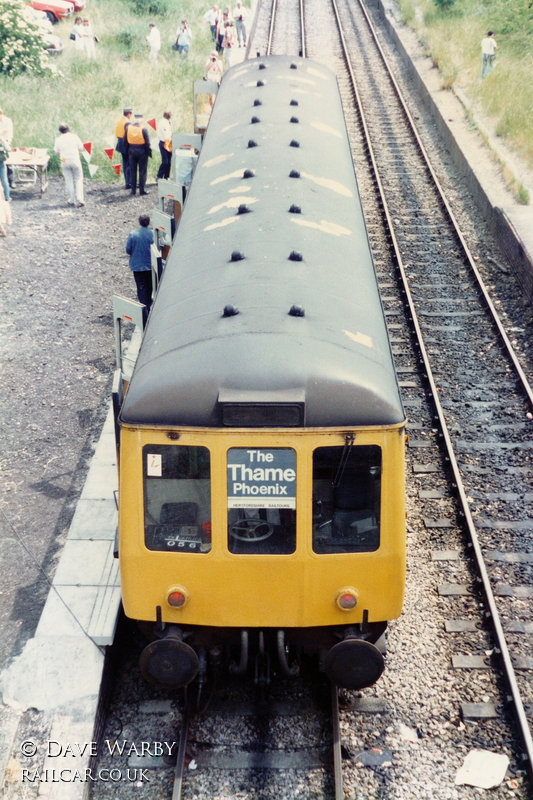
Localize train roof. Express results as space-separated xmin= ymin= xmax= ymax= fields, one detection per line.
xmin=121 ymin=55 xmax=405 ymax=429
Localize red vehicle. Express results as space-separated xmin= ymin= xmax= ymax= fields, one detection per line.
xmin=27 ymin=0 xmax=85 ymax=24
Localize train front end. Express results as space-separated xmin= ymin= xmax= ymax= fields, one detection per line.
xmin=120 ymin=422 xmax=405 ymax=689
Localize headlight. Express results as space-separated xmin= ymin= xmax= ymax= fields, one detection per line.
xmin=336 ymin=587 xmax=358 ymax=610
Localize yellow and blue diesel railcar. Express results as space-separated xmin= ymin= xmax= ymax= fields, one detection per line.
xmin=117 ymin=55 xmax=406 ymax=691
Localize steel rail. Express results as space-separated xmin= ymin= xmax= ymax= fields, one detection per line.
xmin=265 ymin=0 xmax=278 ymax=56
xmin=299 ymin=0 xmax=306 ymax=58
xmin=328 ymin=0 xmax=533 ymax=777
xmin=171 ymin=702 xmax=191 ymax=800
xmin=331 ymin=684 xmax=345 ymax=800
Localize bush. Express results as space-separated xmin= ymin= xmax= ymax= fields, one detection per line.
xmin=517 ymin=184 xmax=530 ymax=205
xmin=0 ymin=0 xmax=54 ymax=77
xmin=433 ymin=0 xmax=456 ymax=10
xmin=114 ymin=30 xmax=136 ymax=57
xmin=489 ymin=0 xmax=533 ymax=37
xmin=127 ymin=0 xmax=172 ymax=16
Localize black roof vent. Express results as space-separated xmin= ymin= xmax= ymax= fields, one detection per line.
xmin=256 ymin=80 xmax=265 ymax=87
xmin=290 ymin=117 xmax=299 ymax=123
xmin=289 ymin=204 xmax=301 ymax=213
xmin=289 ymin=251 xmax=303 ymax=262
xmin=223 ymin=304 xmax=239 ymax=317
xmin=289 ymin=170 xmax=300 ymax=178
xmin=230 ymin=251 xmax=245 ymax=261
xmin=253 ymin=99 xmax=262 ymax=106
xmin=237 ymin=204 xmax=251 ymax=215
xmin=289 ymin=304 xmax=305 ymax=317
xmin=251 ymin=116 xmax=260 ymax=124
xmin=243 ymin=169 xmax=255 ymax=178
xmin=248 ymin=140 xmax=258 ymax=148
xmin=290 ymin=99 xmax=299 ymax=106
xmin=258 ymin=63 xmax=267 ymax=70
xmin=290 ymin=63 xmax=298 ymax=69
xmin=289 ymin=140 xmax=300 ymax=148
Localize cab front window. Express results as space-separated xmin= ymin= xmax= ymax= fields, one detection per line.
xmin=312 ymin=445 xmax=381 ymax=553
xmin=143 ymin=444 xmax=211 ymax=552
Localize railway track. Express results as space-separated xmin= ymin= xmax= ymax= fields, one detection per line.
xmin=94 ymin=647 xmax=357 ymax=800
xmin=171 ymin=677 xmax=346 ymax=800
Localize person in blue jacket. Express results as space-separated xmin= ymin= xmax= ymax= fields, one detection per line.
xmin=126 ymin=214 xmax=154 ymax=325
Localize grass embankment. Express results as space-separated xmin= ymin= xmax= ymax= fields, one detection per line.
xmin=397 ymin=0 xmax=533 ymax=203
xmin=0 ymin=0 xmax=217 ymax=182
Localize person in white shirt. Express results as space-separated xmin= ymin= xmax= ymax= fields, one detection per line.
xmin=481 ymin=31 xmax=497 ymax=78
xmin=232 ymin=1 xmax=247 ymax=47
xmin=72 ymin=16 xmax=85 ymax=52
xmin=203 ymin=5 xmax=219 ymax=42
xmin=176 ymin=20 xmax=193 ymax=59
xmin=53 ymin=123 xmax=85 ymax=206
xmin=146 ymin=22 xmax=161 ymax=64
xmin=156 ymin=111 xmax=172 ymax=180
xmin=205 ymin=51 xmax=223 ymax=106
xmin=81 ymin=17 xmax=96 ymax=59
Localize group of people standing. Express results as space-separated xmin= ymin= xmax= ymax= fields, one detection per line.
xmin=146 ymin=19 xmax=194 ymax=63
xmin=71 ymin=17 xmax=98 ymax=58
xmin=114 ymin=106 xmax=176 ymax=194
xmin=69 ymin=5 xmax=248 ymax=67
xmin=51 ymin=105 xmax=163 ymax=208
xmin=115 ymin=108 xmax=153 ymax=195
xmin=205 ymin=2 xmax=248 ymax=64
xmin=1 ymin=3 xmax=251 ymax=235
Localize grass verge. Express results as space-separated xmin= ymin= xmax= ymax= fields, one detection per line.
xmin=396 ymin=0 xmax=533 ymax=199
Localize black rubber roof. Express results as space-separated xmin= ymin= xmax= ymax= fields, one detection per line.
xmin=121 ymin=55 xmax=405 ymax=428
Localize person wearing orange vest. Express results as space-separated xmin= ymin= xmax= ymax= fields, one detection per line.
xmin=125 ymin=112 xmax=152 ymax=196
xmin=115 ymin=106 xmax=132 ymax=189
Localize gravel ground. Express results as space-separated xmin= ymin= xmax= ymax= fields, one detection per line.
xmin=0 ymin=175 xmax=153 ymax=673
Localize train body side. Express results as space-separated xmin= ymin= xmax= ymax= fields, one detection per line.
xmin=117 ymin=56 xmax=406 ymax=689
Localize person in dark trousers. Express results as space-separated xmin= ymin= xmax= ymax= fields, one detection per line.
xmin=125 ymin=112 xmax=151 ymax=195
xmin=156 ymin=110 xmax=172 ymax=180
xmin=115 ymin=106 xmax=132 ymax=188
xmin=126 ymin=214 xmax=154 ymax=325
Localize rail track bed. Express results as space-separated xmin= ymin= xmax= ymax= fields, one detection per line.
xmin=94 ymin=640 xmax=370 ymax=800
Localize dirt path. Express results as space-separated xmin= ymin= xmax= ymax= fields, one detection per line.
xmin=0 ymin=176 xmax=153 ymax=671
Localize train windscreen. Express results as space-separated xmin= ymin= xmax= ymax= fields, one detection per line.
xmin=312 ymin=445 xmax=381 ymax=553
xmin=142 ymin=445 xmax=212 ymax=552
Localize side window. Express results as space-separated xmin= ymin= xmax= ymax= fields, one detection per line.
xmin=227 ymin=448 xmax=296 ymax=554
xmin=313 ymin=445 xmax=381 ymax=554
xmin=143 ymin=445 xmax=211 ymax=552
